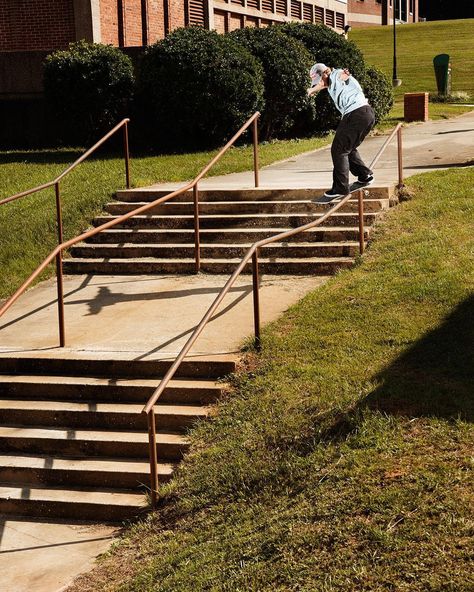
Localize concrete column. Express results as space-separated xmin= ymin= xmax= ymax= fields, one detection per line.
xmin=207 ymin=0 xmax=215 ymax=29
xmin=73 ymin=0 xmax=101 ymax=43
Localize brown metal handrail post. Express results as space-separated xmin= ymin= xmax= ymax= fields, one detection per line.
xmin=253 ymin=118 xmax=260 ymax=188
xmin=193 ymin=184 xmax=201 ymax=273
xmin=357 ymin=189 xmax=365 ymax=255
xmin=54 ymin=182 xmax=66 ymax=346
xmin=124 ymin=120 xmax=131 ymax=189
xmin=252 ymin=249 xmax=261 ymax=350
xmin=147 ymin=408 xmax=159 ymax=507
xmin=397 ymin=127 xmax=404 ymax=188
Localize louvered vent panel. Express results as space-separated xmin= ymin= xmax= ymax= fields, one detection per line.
xmin=314 ymin=6 xmax=323 ymax=22
xmin=291 ymin=0 xmax=301 ymax=19
xmin=262 ymin=0 xmax=273 ymax=12
xmin=247 ymin=0 xmax=259 ymax=8
xmin=302 ymin=3 xmax=312 ymax=21
xmin=336 ymin=12 xmax=345 ymax=29
xmin=188 ymin=0 xmax=205 ymax=26
xmin=275 ymin=0 xmax=286 ymax=14
xmin=231 ymin=0 xmax=245 ymax=5
xmin=325 ymin=9 xmax=334 ymax=27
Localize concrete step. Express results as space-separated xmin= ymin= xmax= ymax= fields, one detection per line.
xmin=0 ymin=355 xmax=236 ymax=379
xmin=70 ymin=242 xmax=360 ymax=260
xmin=0 ymin=399 xmax=209 ymax=431
xmin=0 ymin=483 xmax=145 ymax=521
xmin=63 ymin=257 xmax=354 ymax=275
xmin=84 ymin=226 xmax=371 ymax=244
xmin=105 ymin=199 xmax=389 ymax=216
xmin=0 ymin=375 xmax=223 ymax=405
xmin=0 ymin=453 xmax=173 ymax=489
xmin=92 ymin=212 xmax=378 ymax=230
xmin=0 ymin=426 xmax=189 ymax=461
xmin=115 ymin=186 xmax=393 ymax=203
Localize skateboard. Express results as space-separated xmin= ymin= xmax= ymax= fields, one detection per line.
xmin=313 ymin=181 xmax=372 ymax=204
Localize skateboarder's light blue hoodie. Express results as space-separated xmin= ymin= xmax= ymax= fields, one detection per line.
xmin=327 ymin=68 xmax=368 ymax=117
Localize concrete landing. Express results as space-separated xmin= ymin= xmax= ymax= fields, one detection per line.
xmin=0 ymin=518 xmax=118 ymax=592
xmin=0 ymin=273 xmax=327 ymax=357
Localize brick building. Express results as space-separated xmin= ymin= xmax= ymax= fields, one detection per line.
xmin=347 ymin=0 xmax=419 ymax=28
xmin=0 ymin=0 xmax=350 ymax=53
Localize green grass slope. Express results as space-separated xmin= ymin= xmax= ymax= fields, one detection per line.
xmin=68 ymin=168 xmax=474 ymax=592
xmin=351 ymin=19 xmax=474 ymax=98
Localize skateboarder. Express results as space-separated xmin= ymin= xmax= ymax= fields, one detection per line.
xmin=307 ymin=63 xmax=375 ymax=202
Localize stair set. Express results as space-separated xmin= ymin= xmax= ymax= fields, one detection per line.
xmin=1 ymin=184 xmax=396 ymax=522
xmin=0 ymin=355 xmax=234 ymax=521
xmin=64 ymin=186 xmax=396 ymax=275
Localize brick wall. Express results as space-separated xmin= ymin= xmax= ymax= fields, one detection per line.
xmin=123 ymin=0 xmax=144 ymax=45
xmin=0 ymin=0 xmax=75 ymax=51
xmin=100 ymin=0 xmax=180 ymax=46
xmin=147 ymin=0 xmax=166 ymax=43
xmin=350 ymin=0 xmax=418 ymax=27
xmin=170 ymin=0 xmax=186 ymax=30
xmin=348 ymin=0 xmax=382 ymax=26
xmin=100 ymin=0 xmax=120 ymax=45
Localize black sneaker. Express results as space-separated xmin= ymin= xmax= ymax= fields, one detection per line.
xmin=356 ymin=174 xmax=374 ymax=186
xmin=312 ymin=190 xmax=347 ymax=204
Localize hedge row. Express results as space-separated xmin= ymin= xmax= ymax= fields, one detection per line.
xmin=43 ymin=25 xmax=393 ymax=150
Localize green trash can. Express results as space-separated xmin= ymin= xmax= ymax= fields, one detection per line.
xmin=433 ymin=54 xmax=451 ymax=96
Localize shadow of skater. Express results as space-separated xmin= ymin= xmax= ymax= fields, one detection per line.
xmin=362 ymin=295 xmax=474 ymax=421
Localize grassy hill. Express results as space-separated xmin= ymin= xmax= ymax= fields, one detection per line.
xmin=68 ymin=169 xmax=474 ymax=592
xmin=351 ymin=19 xmax=474 ymax=99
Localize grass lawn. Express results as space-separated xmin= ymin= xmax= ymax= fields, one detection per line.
xmin=68 ymin=167 xmax=473 ymax=591
xmin=351 ymin=19 xmax=474 ymax=100
xmin=0 ymin=136 xmax=332 ymax=300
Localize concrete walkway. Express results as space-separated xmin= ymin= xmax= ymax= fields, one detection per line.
xmin=1 ymin=110 xmax=472 ymax=592
xmin=143 ymin=110 xmax=474 ymax=192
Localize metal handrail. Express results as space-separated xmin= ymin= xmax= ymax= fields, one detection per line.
xmin=0 ymin=118 xmax=131 ymax=208
xmin=0 ymin=112 xmax=261 ymax=346
xmin=143 ymin=123 xmax=404 ymax=507
xmin=0 ymin=118 xmax=131 ymax=346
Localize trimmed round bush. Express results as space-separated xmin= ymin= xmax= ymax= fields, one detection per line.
xmin=229 ymin=26 xmax=312 ymax=140
xmin=44 ymin=41 xmax=134 ymax=145
xmin=136 ymin=27 xmax=264 ymax=151
xmin=280 ymin=23 xmax=365 ymax=79
xmin=360 ymin=66 xmax=394 ymax=125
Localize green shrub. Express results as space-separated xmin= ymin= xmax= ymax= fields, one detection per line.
xmin=360 ymin=66 xmax=394 ymax=125
xmin=280 ymin=22 xmax=365 ymax=79
xmin=43 ymin=41 xmax=134 ymax=145
xmin=229 ymin=26 xmax=312 ymax=140
xmin=136 ymin=27 xmax=264 ymax=151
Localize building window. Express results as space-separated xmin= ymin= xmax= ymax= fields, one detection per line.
xmin=336 ymin=12 xmax=345 ymax=29
xmin=303 ymin=3 xmax=313 ymax=22
xmin=315 ymin=6 xmax=324 ymax=23
xmin=291 ymin=0 xmax=302 ymax=19
xmin=325 ymin=9 xmax=335 ymax=27
xmin=275 ymin=0 xmax=287 ymax=15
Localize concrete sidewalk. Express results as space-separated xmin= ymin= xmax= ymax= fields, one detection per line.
xmin=1 ymin=110 xmax=472 ymax=592
xmin=142 ymin=110 xmax=474 ymax=193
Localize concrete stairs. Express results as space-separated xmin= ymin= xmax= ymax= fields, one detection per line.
xmin=64 ymin=187 xmax=396 ymax=276
xmin=0 ymin=355 xmax=235 ymax=522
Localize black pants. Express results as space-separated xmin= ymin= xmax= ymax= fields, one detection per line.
xmin=331 ymin=104 xmax=375 ymax=194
